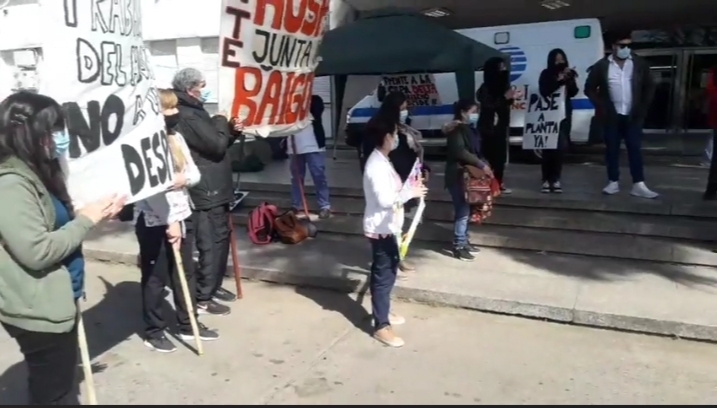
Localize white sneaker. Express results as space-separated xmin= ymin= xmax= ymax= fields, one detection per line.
xmin=630 ymin=182 xmax=659 ymax=199
xmin=541 ymin=181 xmax=551 ymax=193
xmin=552 ymin=181 xmax=563 ymax=193
xmin=602 ymin=181 xmax=620 ymax=195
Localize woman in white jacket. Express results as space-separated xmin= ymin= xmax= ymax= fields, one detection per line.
xmin=135 ymin=90 xmax=218 ymax=353
xmin=363 ymin=118 xmax=426 ymax=348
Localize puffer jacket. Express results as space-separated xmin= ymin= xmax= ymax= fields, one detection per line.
xmin=444 ymin=120 xmax=488 ymax=189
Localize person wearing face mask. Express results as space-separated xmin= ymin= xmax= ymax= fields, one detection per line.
xmin=362 ymin=118 xmax=427 ymax=347
xmin=443 ymin=98 xmax=492 ymax=261
xmin=584 ymin=31 xmax=657 ymax=199
xmin=172 ymin=68 xmax=244 ymax=315
xmin=477 ymin=57 xmax=514 ymax=194
xmin=134 ymin=90 xmax=219 ymax=353
xmin=538 ymin=48 xmax=579 ymax=193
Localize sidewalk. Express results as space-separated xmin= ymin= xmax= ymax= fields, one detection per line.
xmin=84 ymin=221 xmax=717 ymax=341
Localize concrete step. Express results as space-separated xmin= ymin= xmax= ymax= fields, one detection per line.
xmin=232 ymin=209 xmax=717 ymax=267
xmin=239 ymin=192 xmax=717 ymax=242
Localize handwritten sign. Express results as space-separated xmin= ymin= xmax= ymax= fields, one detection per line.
xmin=382 ymin=74 xmax=441 ymax=107
xmin=218 ymin=0 xmax=330 ymax=138
xmin=522 ymin=88 xmax=566 ymax=150
xmin=39 ymin=0 xmax=172 ymax=207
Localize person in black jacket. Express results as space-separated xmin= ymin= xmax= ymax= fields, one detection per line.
xmin=477 ymin=57 xmax=514 ymax=194
xmin=538 ymin=48 xmax=579 ymax=193
xmin=172 ymin=68 xmax=243 ymax=316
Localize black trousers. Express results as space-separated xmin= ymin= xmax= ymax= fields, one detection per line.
xmin=194 ymin=204 xmax=231 ymax=302
xmin=481 ymin=127 xmax=508 ymax=184
xmin=368 ymin=236 xmax=399 ymax=330
xmin=706 ymin=130 xmax=717 ymax=192
xmin=135 ymin=214 xmax=197 ymax=338
xmin=3 ymin=322 xmax=80 ymax=405
xmin=541 ymin=120 xmax=570 ymax=183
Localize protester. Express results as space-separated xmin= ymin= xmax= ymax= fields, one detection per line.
xmin=443 ymin=99 xmax=491 ymax=261
xmin=363 ymin=91 xmax=429 ymax=274
xmin=287 ymin=95 xmax=331 ymax=219
xmin=172 ymin=68 xmax=243 ymax=314
xmin=135 ymin=90 xmax=219 ymax=353
xmin=0 ymin=91 xmax=125 ymax=404
xmin=363 ymin=117 xmax=427 ymax=347
xmin=584 ymin=31 xmax=658 ymax=198
xmin=477 ymin=57 xmax=514 ymax=194
xmin=538 ymin=48 xmax=579 ymax=193
xmin=702 ymin=65 xmax=717 ymax=200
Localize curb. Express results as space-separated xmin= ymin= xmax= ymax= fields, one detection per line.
xmin=83 ymin=247 xmax=717 ymax=343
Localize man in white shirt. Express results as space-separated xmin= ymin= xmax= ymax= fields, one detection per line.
xmin=584 ymin=31 xmax=658 ymax=199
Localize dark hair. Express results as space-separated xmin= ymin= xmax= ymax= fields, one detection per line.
xmin=365 ymin=116 xmax=396 ymax=149
xmin=0 ymin=91 xmax=73 ymax=212
xmin=547 ymin=48 xmax=569 ymax=69
xmin=375 ymin=91 xmax=406 ymax=126
xmin=610 ymin=30 xmax=632 ymax=45
xmin=453 ymin=98 xmax=477 ymax=120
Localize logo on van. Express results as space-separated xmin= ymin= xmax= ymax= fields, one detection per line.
xmin=498 ymin=46 xmax=527 ymax=82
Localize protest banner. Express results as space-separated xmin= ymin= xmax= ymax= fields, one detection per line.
xmin=382 ymin=74 xmax=441 ymax=108
xmin=218 ymin=0 xmax=330 ymax=138
xmin=39 ymin=0 xmax=171 ymax=207
xmin=522 ymin=87 xmax=566 ymax=150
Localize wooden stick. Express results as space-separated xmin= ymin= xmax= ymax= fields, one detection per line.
xmin=173 ymin=247 xmax=203 ymax=355
xmin=76 ymin=303 xmax=98 ymax=405
xmin=228 ymin=214 xmax=243 ymax=299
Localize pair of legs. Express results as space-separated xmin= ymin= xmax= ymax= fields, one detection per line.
xmin=368 ymin=236 xmax=404 ymax=347
xmin=3 ymin=321 xmax=80 ymax=405
xmin=447 ymin=183 xmax=479 ymax=261
xmin=602 ymin=115 xmax=658 ymax=198
xmin=290 ymin=152 xmax=331 ymax=218
xmin=136 ymin=214 xmax=218 ymax=352
xmin=704 ymin=130 xmax=717 ymax=199
xmin=541 ymin=120 xmax=569 ymax=193
xmin=194 ymin=204 xmax=234 ymax=314
xmin=481 ymin=128 xmax=510 ymax=193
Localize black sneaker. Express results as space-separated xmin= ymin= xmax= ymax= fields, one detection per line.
xmin=466 ymin=242 xmax=481 ymax=253
xmin=197 ymin=300 xmax=231 ymax=316
xmin=541 ymin=181 xmax=551 ymax=193
xmin=143 ymin=335 xmax=177 ymax=353
xmin=213 ymin=287 xmax=237 ymax=303
xmin=551 ymin=181 xmax=563 ymax=194
xmin=318 ymin=208 xmax=331 ymax=219
xmin=180 ymin=322 xmax=220 ymax=342
xmin=451 ymin=247 xmax=475 ymax=262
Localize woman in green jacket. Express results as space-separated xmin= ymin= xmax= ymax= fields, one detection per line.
xmin=0 ymin=92 xmax=124 ymax=404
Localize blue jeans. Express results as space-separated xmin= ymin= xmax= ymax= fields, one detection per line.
xmin=369 ymin=236 xmax=399 ymax=330
xmin=447 ymin=184 xmax=470 ymax=248
xmin=290 ymin=152 xmax=330 ymax=210
xmin=604 ymin=115 xmax=645 ymax=183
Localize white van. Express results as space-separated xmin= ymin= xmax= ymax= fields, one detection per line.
xmin=346 ymin=18 xmax=604 ymax=148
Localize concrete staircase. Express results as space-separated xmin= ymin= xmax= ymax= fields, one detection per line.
xmin=235 ymin=180 xmax=717 ymax=267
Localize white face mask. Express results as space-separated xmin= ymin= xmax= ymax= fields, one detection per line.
xmin=616 ymin=46 xmax=631 ymax=60
xmin=390 ymin=132 xmax=399 ymax=151
xmin=399 ymin=110 xmax=409 ymax=124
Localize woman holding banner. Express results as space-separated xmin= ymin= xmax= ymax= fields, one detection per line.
xmin=134 ymin=90 xmax=219 ymax=353
xmin=0 ymin=92 xmax=126 ymax=404
xmin=363 ymin=118 xmax=427 ymax=348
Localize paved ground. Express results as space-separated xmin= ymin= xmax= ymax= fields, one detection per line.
xmin=1 ymin=262 xmax=716 ymax=405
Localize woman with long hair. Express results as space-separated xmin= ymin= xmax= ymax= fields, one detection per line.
xmin=0 ymin=91 xmax=125 ymax=404
xmin=134 ymin=89 xmax=219 ymax=353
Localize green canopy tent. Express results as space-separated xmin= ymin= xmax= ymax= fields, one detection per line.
xmin=314 ymin=9 xmax=506 ymax=145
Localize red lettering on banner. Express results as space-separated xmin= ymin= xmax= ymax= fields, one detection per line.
xmin=254 ymin=0 xmax=328 ymax=35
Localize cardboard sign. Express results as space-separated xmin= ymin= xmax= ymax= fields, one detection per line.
xmin=39 ymin=0 xmax=172 ymax=207
xmin=218 ymin=0 xmax=330 ymax=138
xmin=522 ymin=88 xmax=566 ymax=150
xmin=382 ymin=74 xmax=441 ymax=107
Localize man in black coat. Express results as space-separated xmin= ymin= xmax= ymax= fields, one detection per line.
xmin=172 ymin=68 xmax=243 ymax=316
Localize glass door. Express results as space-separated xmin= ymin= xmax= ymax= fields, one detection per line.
xmin=681 ymin=49 xmax=717 ymax=132
xmin=636 ymin=50 xmax=681 ymax=133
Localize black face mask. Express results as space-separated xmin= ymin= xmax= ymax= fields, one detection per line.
xmin=554 ymin=62 xmax=568 ymax=71
xmin=499 ymin=70 xmax=510 ymax=85
xmin=164 ymin=114 xmax=180 ymax=131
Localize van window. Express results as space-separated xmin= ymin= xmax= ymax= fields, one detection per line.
xmin=574 ymin=25 xmax=591 ymax=39
xmin=494 ymin=32 xmax=509 ymax=44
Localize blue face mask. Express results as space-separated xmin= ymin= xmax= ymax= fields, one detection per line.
xmin=468 ymin=113 xmax=479 ymax=125
xmin=52 ymin=129 xmax=70 ymax=158
xmin=616 ymin=46 xmax=631 ymax=60
xmin=399 ymin=110 xmax=409 ymax=124
xmin=198 ymin=88 xmax=212 ymax=102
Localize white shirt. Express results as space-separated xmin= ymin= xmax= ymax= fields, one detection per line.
xmin=134 ymin=132 xmax=201 ymax=227
xmin=363 ymin=149 xmax=408 ymax=237
xmin=607 ymin=55 xmax=634 ymax=115
xmin=287 ymin=118 xmax=324 ymax=155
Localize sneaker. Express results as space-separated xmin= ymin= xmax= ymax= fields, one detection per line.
xmin=318 ymin=208 xmax=331 ymax=219
xmin=143 ymin=335 xmax=177 ymax=353
xmin=180 ymin=322 xmax=220 ymax=342
xmin=551 ymin=181 xmax=563 ymax=194
xmin=466 ymin=242 xmax=481 ymax=253
xmin=541 ymin=181 xmax=551 ymax=193
xmin=451 ymin=247 xmax=475 ymax=262
xmin=500 ymin=185 xmax=513 ymax=195
xmin=213 ymin=287 xmax=237 ymax=303
xmin=389 ymin=313 xmax=406 ymax=326
xmin=197 ymin=300 xmax=231 ymax=316
xmin=602 ymin=181 xmax=620 ymax=195
xmin=373 ymin=327 xmax=404 ymax=348
xmin=630 ymin=182 xmax=658 ymax=199
xmin=398 ymin=261 xmax=415 ymax=272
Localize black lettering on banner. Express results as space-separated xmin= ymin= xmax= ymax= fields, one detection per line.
xmin=63 ymin=94 xmax=125 ymax=159
xmin=121 ymin=130 xmax=171 ymax=195
xmin=129 ymin=45 xmax=153 ymax=86
xmin=64 ymin=0 xmax=78 ymax=27
xmin=75 ymin=39 xmax=128 ymax=86
xmin=90 ymin=0 xmax=143 ymax=37
xmin=252 ymin=29 xmax=311 ymax=71
xmin=525 ymin=91 xmax=562 ymax=149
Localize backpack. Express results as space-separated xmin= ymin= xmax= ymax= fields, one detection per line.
xmin=274 ymin=211 xmax=309 ymax=245
xmin=247 ymin=203 xmax=278 ymax=245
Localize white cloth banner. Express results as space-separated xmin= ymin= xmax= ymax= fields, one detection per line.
xmin=522 ymin=87 xmax=566 ymax=150
xmin=218 ymin=0 xmax=330 ymax=138
xmin=39 ymin=0 xmax=172 ymax=207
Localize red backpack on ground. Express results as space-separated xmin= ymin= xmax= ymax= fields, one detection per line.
xmin=247 ymin=203 xmax=278 ymax=245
